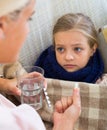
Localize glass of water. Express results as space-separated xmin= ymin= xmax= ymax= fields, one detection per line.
xmin=17 ymin=66 xmax=44 ymax=110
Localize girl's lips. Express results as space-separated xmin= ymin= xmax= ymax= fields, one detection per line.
xmin=63 ymin=64 xmax=76 ymax=69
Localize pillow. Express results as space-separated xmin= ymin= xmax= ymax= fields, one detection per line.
xmin=38 ymin=78 xmax=107 ymax=130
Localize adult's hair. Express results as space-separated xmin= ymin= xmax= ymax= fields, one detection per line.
xmin=0 ymin=0 xmax=30 ymax=20
xmin=53 ymin=13 xmax=98 ymax=48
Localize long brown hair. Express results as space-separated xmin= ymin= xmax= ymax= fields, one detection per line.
xmin=53 ymin=13 xmax=98 ymax=48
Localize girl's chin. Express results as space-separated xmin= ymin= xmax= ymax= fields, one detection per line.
xmin=64 ymin=68 xmax=79 ymax=72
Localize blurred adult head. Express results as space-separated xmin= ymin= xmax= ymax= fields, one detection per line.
xmin=0 ymin=0 xmax=35 ymax=63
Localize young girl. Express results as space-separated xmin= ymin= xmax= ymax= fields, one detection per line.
xmin=35 ymin=13 xmax=105 ymax=84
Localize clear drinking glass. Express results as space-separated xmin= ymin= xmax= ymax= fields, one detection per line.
xmin=16 ymin=66 xmax=44 ymax=110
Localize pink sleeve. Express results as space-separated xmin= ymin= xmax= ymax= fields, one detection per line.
xmin=96 ymin=73 xmax=107 ymax=85
xmin=0 ymin=94 xmax=46 ymax=130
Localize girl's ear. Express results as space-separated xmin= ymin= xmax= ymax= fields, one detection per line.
xmin=91 ymin=43 xmax=97 ymax=56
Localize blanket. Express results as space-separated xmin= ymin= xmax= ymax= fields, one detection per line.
xmin=38 ymin=78 xmax=107 ymax=130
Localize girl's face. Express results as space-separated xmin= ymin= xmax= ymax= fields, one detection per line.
xmin=0 ymin=0 xmax=35 ymax=63
xmin=54 ymin=30 xmax=97 ymax=72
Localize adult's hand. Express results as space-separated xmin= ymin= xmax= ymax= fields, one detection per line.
xmin=0 ymin=78 xmax=21 ymax=96
xmin=53 ymin=87 xmax=81 ymax=130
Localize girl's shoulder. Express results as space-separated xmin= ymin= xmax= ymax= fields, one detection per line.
xmin=96 ymin=73 xmax=107 ymax=85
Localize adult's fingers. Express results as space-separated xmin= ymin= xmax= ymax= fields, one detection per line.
xmin=55 ymin=96 xmax=73 ymax=113
xmin=54 ymin=100 xmax=64 ymax=113
xmin=72 ymin=85 xmax=81 ymax=114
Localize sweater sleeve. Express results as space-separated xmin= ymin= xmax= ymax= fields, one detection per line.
xmin=0 ymin=94 xmax=46 ymax=130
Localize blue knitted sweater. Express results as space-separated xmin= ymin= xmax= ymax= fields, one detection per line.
xmin=35 ymin=45 xmax=104 ymax=83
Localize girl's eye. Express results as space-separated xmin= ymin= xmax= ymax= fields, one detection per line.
xmin=56 ymin=47 xmax=64 ymax=53
xmin=74 ymin=47 xmax=82 ymax=52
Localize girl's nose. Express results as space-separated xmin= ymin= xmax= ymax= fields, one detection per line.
xmin=65 ymin=52 xmax=74 ymax=60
